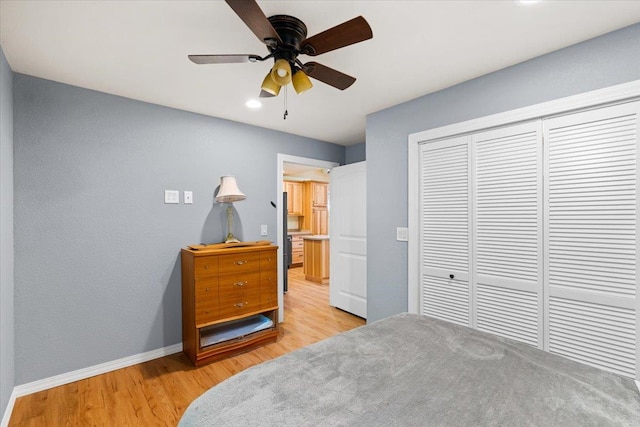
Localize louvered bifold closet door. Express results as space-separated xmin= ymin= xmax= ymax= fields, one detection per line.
xmin=544 ymin=101 xmax=640 ymax=379
xmin=473 ymin=122 xmax=543 ymax=347
xmin=419 ymin=136 xmax=471 ymax=326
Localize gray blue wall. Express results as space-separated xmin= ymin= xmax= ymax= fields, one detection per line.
xmin=0 ymin=47 xmax=15 ymax=418
xmin=12 ymin=74 xmax=344 ymax=384
xmin=345 ymin=142 xmax=365 ymax=164
xmin=366 ymin=23 xmax=640 ymax=322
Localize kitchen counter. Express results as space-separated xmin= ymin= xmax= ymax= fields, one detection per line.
xmin=302 ymin=234 xmax=329 ymax=240
xmin=287 ymin=230 xmax=312 ymax=236
xmin=303 ymin=236 xmax=330 ymax=284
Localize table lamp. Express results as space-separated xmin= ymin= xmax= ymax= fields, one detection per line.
xmin=215 ymin=176 xmax=246 ymax=243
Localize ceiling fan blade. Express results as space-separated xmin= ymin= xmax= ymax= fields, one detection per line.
xmin=301 ymin=16 xmax=372 ymax=56
xmin=303 ymin=62 xmax=356 ymax=90
xmin=188 ymin=54 xmax=262 ymax=64
xmin=225 ymin=0 xmax=282 ymax=45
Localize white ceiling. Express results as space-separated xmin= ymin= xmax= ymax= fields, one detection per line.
xmin=1 ymin=1 xmax=639 ymax=146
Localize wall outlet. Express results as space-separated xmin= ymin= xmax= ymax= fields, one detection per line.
xmin=184 ymin=191 xmax=193 ymax=204
xmin=396 ymin=227 xmax=408 ymax=242
xmin=164 ymin=190 xmax=179 ymax=204
xmin=261 ymin=225 xmax=268 ymax=236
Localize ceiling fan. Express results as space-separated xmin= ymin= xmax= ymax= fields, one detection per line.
xmin=188 ymin=0 xmax=373 ymax=98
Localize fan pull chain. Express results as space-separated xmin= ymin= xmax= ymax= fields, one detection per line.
xmin=283 ymin=85 xmax=288 ymax=120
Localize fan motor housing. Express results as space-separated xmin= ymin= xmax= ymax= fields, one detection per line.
xmin=268 ymin=15 xmax=307 ymax=53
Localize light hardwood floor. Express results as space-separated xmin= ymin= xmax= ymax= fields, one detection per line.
xmin=9 ymin=268 xmax=365 ymax=426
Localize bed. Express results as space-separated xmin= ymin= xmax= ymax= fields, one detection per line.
xmin=179 ymin=313 xmax=640 ymax=426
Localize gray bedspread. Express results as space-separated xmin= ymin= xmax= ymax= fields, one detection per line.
xmin=179 ymin=313 xmax=640 ymax=426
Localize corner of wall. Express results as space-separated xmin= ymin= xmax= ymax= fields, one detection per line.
xmin=0 ymin=44 xmax=16 ymax=425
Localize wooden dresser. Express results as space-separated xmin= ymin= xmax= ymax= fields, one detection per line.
xmin=181 ymin=244 xmax=278 ymax=366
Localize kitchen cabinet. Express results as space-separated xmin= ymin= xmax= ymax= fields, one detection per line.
xmin=284 ymin=181 xmax=304 ymax=215
xmin=312 ymin=208 xmax=329 ymax=235
xmin=309 ymin=182 xmax=328 ymax=207
xmin=303 ymin=236 xmax=330 ymax=284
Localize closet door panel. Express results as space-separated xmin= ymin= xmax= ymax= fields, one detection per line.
xmin=545 ymin=101 xmax=639 ymax=379
xmin=473 ymin=122 xmax=543 ymax=347
xmin=548 ymin=297 xmax=636 ymax=378
xmin=420 ymin=137 xmax=471 ymax=326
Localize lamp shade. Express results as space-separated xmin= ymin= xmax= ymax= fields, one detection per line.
xmin=270 ymin=59 xmax=292 ymax=86
xmin=292 ymin=69 xmax=313 ymax=94
xmin=215 ymin=176 xmax=246 ymax=203
xmin=261 ymin=71 xmax=281 ymax=96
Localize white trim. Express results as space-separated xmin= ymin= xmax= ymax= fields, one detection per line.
xmin=408 ymin=79 xmax=640 ymax=321
xmin=1 ymin=388 xmax=17 ymax=427
xmin=12 ymin=343 xmax=182 ymax=398
xmin=276 ymin=154 xmax=340 ymax=323
xmin=407 ymin=134 xmax=419 ymax=314
xmin=409 ymin=80 xmax=640 ymax=144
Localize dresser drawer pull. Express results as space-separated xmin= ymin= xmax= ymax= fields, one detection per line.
xmin=234 ymin=260 xmax=247 ymax=265
xmin=233 ymin=281 xmax=247 ymax=287
xmin=234 ymin=302 xmax=249 ymax=308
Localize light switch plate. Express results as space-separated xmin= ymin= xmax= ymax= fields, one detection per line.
xmin=184 ymin=191 xmax=193 ymax=204
xmin=396 ymin=227 xmax=408 ymax=242
xmin=164 ymin=190 xmax=179 ymax=204
xmin=261 ymin=225 xmax=268 ymax=236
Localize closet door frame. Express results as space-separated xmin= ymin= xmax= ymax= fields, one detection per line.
xmin=409 ymin=80 xmax=640 ymax=313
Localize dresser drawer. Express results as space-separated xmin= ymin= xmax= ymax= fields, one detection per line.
xmin=292 ymin=239 xmax=304 ymax=250
xmin=218 ymin=271 xmax=261 ymax=295
xmin=218 ymin=288 xmax=261 ymax=318
xmin=259 ymin=250 xmax=277 ymax=270
xmin=261 ymin=289 xmax=277 ymax=309
xmin=218 ymin=252 xmax=260 ymax=275
xmin=260 ymin=268 xmax=277 ymax=290
xmin=194 ymin=256 xmax=219 ymax=279
xmin=195 ymin=284 xmax=218 ymax=326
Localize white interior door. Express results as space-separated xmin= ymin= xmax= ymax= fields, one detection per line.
xmin=330 ymin=161 xmax=367 ymax=318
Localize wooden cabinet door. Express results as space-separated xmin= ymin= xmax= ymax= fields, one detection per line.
xmin=312 ymin=182 xmax=328 ymax=207
xmin=284 ymin=181 xmax=304 ymax=215
xmin=312 ymin=208 xmax=329 ymax=235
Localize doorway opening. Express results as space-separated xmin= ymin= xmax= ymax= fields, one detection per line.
xmin=276 ymin=154 xmax=338 ymax=322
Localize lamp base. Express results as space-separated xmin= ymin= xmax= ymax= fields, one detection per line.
xmin=225 ymin=233 xmax=240 ymax=244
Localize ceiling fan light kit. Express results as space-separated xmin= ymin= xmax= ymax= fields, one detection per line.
xmin=189 ymin=0 xmax=373 ymax=99
xmin=292 ymin=69 xmax=313 ymax=94
xmin=260 ymin=71 xmax=281 ymax=96
xmin=270 ymin=58 xmax=292 ymax=86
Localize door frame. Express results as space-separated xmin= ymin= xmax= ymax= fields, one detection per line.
xmin=276 ymin=154 xmax=339 ymax=322
xmin=408 ymin=79 xmax=640 ymax=314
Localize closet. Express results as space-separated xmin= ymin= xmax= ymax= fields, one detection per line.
xmin=417 ymin=100 xmax=639 ymax=379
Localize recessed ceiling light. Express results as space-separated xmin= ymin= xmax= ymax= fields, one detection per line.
xmin=245 ymin=99 xmax=262 ymax=109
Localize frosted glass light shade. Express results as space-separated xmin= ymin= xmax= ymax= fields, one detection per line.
xmin=292 ymin=70 xmax=313 ymax=94
xmin=261 ymin=71 xmax=281 ymax=96
xmin=215 ymin=176 xmax=246 ymax=203
xmin=270 ymin=59 xmax=292 ymax=86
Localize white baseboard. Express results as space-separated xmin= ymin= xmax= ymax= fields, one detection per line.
xmin=0 ymin=343 xmax=182 ymax=426
xmin=1 ymin=388 xmax=18 ymax=427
